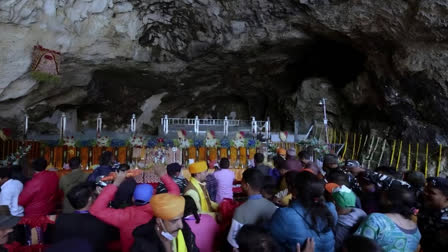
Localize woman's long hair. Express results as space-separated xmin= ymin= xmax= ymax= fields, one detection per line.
xmin=294 ymin=172 xmax=334 ymax=233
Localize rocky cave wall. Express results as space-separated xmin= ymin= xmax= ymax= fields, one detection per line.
xmin=1 ymin=0 xmax=448 ymax=149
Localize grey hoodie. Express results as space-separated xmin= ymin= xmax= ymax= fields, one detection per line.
xmin=335 ymin=208 xmax=367 ymax=251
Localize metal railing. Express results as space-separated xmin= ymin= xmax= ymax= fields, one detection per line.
xmin=160 ymin=115 xmax=271 ymax=137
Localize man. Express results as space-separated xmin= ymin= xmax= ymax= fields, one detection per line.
xmin=277 ymin=148 xmax=286 ymax=160
xmin=418 ymin=177 xmax=448 ymax=251
xmin=90 ymin=165 xmax=179 ymax=252
xmin=227 ymin=169 xmax=277 ymax=248
xmin=19 ymin=158 xmax=59 ymax=216
xmin=87 ymin=151 xmax=115 ymax=183
xmin=184 ymin=161 xmax=218 ymax=214
xmin=59 ymin=157 xmax=89 ymax=213
xmin=0 ymin=206 xmax=20 ymax=248
xmin=298 ymin=151 xmax=312 ymax=167
xmin=0 ymin=167 xmax=23 ymax=216
xmin=285 ymin=148 xmax=302 ymax=171
xmin=132 ymin=193 xmax=199 ymax=252
xmin=213 ymin=158 xmax=235 ymax=203
xmin=53 ymin=182 xmax=115 ymax=252
xmin=205 ymin=172 xmax=218 ymax=202
xmin=323 ymin=154 xmax=339 ymax=175
xmin=254 ymin=153 xmax=271 ymax=176
xmin=111 ymin=164 xmax=137 ymax=208
xmin=156 ymin=163 xmax=188 ymax=194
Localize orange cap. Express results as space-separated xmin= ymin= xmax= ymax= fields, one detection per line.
xmin=325 ymin=183 xmax=340 ymax=193
xmin=277 ymin=148 xmax=286 ymax=155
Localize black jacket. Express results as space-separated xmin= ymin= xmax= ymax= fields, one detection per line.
xmin=131 ymin=218 xmax=199 ymax=252
xmin=53 ymin=213 xmax=118 ymax=252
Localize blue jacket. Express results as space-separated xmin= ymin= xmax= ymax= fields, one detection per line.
xmin=270 ymin=201 xmax=338 ymax=252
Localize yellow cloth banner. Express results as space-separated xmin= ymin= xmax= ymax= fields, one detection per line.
xmin=190 ymin=177 xmax=209 ymax=212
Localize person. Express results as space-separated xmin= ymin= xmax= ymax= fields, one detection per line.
xmin=285 ymin=148 xmax=302 ymax=171
xmin=0 ymin=206 xmax=20 ymax=248
xmin=59 ymin=157 xmax=89 ymax=213
xmin=403 ymin=171 xmax=425 ymax=202
xmin=274 ymin=171 xmax=299 ymax=207
xmin=304 ymin=162 xmax=322 ymax=178
xmin=90 ymin=165 xmax=180 ymax=252
xmin=323 ymin=154 xmax=339 ymax=175
xmin=345 ymin=162 xmax=410 ymax=192
xmin=277 ymin=148 xmax=286 ymax=160
xmin=9 ymin=165 xmax=29 ymax=185
xmin=131 ymin=193 xmax=199 ymax=252
xmin=46 ymin=238 xmax=94 ymax=252
xmin=53 ymin=182 xmax=115 ymax=252
xmin=87 ymin=151 xmax=115 ymax=183
xmin=418 ymin=177 xmax=448 ymax=251
xmin=355 ymin=185 xmax=421 ymax=252
xmin=156 ymin=163 xmax=188 ymax=194
xmin=18 ymin=158 xmax=59 ymax=216
xmin=213 ymin=158 xmax=234 ymax=203
xmin=227 ymin=169 xmax=277 ymax=248
xmin=183 ymin=195 xmax=218 ymax=252
xmin=270 ymin=171 xmax=337 ymax=252
xmin=236 ymin=224 xmax=281 ymax=252
xmin=254 ymin=153 xmax=271 ymax=176
xmin=184 ymin=161 xmax=218 ymax=215
xmin=341 ymin=236 xmax=382 ymax=252
xmin=269 ymin=156 xmax=283 ymax=185
xmin=206 ymin=172 xmax=218 ymax=203
xmin=0 ymin=167 xmax=23 ymax=216
xmin=376 ymin=166 xmax=402 ymax=179
xmin=111 ymin=164 xmax=137 ymax=209
xmin=332 ymin=185 xmax=366 ymax=251
xmin=298 ymin=151 xmax=312 ymax=167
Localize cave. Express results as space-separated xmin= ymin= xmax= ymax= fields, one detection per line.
xmin=1 ymin=0 xmax=448 ymax=175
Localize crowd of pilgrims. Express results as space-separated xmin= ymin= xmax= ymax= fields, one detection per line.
xmin=0 ymin=148 xmax=447 ymax=252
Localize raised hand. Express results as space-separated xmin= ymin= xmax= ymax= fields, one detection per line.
xmin=154 ymin=164 xmax=167 ymax=178
xmin=112 ymin=171 xmax=126 ymax=187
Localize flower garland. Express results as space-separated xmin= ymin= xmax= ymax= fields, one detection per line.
xmin=130 ymin=136 xmax=145 ymax=148
xmin=96 ymin=136 xmax=110 ymax=147
xmin=2 ymin=145 xmax=32 ymax=166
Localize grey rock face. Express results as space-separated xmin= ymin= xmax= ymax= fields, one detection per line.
xmin=0 ymin=0 xmax=447 ymax=151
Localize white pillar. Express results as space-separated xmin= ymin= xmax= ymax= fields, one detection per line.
xmin=24 ymin=114 xmax=29 ymax=138
xmin=163 ymin=115 xmax=169 ymax=135
xmin=96 ymin=113 xmax=102 ymax=137
xmin=251 ymin=116 xmax=257 ymax=136
xmin=194 ymin=116 xmax=199 ymax=135
xmin=131 ymin=114 xmax=136 ymax=134
xmin=60 ymin=113 xmax=66 ymax=140
xmin=224 ymin=116 xmax=229 ymax=137
xmin=265 ymin=117 xmax=270 ymax=140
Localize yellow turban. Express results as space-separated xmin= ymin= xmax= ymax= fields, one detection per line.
xmin=150 ymin=193 xmax=185 ymax=220
xmin=188 ymin=161 xmax=207 ymax=174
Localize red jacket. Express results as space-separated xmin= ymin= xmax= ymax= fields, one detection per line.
xmin=18 ymin=171 xmax=59 ymax=217
xmin=90 ymin=174 xmax=180 ymax=252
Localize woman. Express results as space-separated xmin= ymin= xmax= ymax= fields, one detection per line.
xmin=355 ymin=185 xmax=421 ymax=252
xmin=270 ymin=172 xmax=337 ymax=252
xmin=183 ymin=196 xmax=218 ymax=252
